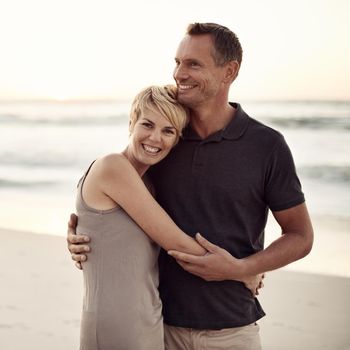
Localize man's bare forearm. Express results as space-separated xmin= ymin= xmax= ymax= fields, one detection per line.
xmin=236 ymin=230 xmax=313 ymax=279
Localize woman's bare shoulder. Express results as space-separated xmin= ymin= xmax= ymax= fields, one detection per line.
xmin=95 ymin=153 xmax=137 ymax=180
xmin=98 ymin=153 xmax=126 ymax=166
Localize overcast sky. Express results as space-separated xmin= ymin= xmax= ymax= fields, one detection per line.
xmin=1 ymin=0 xmax=349 ymax=101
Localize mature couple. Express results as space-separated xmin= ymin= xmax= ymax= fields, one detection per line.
xmin=67 ymin=22 xmax=313 ymax=349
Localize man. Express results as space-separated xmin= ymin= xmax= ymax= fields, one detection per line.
xmin=68 ymin=23 xmax=313 ymax=349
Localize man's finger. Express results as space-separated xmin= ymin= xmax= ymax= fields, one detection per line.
xmin=195 ymin=233 xmax=219 ymax=253
xmin=68 ymin=234 xmax=90 ymax=244
xmin=75 ymin=262 xmax=83 ymax=270
xmin=71 ymin=253 xmax=87 ymax=262
xmin=68 ymin=213 xmax=78 ymax=229
xmin=168 ymin=250 xmax=203 ymax=264
xmin=176 ymin=260 xmax=190 ymax=270
xmin=69 ymin=243 xmax=90 ymax=254
xmin=176 ymin=260 xmax=196 ymax=274
xmin=73 ymin=244 xmax=90 ymax=253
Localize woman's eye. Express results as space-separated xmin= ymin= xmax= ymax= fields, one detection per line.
xmin=142 ymin=122 xmax=152 ymax=128
xmin=164 ymin=129 xmax=175 ymax=135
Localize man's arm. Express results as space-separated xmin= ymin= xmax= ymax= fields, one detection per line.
xmin=168 ymin=203 xmax=314 ymax=281
xmin=67 ymin=213 xmax=91 ymax=270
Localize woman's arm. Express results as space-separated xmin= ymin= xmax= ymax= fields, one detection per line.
xmin=92 ymin=154 xmax=206 ymax=256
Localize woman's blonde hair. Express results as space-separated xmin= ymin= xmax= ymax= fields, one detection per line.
xmin=129 ymin=85 xmax=189 ymax=143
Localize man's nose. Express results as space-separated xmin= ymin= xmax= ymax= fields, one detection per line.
xmin=174 ymin=63 xmax=189 ymax=81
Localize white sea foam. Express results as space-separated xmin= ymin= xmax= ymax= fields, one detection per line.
xmin=1 ymin=100 xmax=349 ymax=277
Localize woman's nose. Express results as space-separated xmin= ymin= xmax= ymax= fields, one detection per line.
xmin=148 ymin=129 xmax=162 ymax=142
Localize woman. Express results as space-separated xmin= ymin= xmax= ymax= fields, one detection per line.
xmin=77 ymin=85 xmax=206 ymax=350
xmin=76 ymin=85 xmax=259 ymax=349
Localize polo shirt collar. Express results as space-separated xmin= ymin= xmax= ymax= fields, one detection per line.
xmin=182 ymin=103 xmax=250 ymax=141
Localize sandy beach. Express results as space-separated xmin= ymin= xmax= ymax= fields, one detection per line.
xmin=1 ymin=227 xmax=349 ymax=350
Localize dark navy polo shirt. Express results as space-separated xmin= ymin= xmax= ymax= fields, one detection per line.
xmin=149 ymin=103 xmax=305 ymax=329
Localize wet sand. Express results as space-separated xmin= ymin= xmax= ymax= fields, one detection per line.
xmin=0 ymin=228 xmax=349 ymax=349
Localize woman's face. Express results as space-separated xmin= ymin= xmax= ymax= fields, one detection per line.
xmin=128 ymin=107 xmax=178 ymax=168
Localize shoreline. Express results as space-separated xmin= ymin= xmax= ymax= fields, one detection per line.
xmin=1 ymin=206 xmax=348 ymax=278
xmin=0 ymin=227 xmax=349 ymax=349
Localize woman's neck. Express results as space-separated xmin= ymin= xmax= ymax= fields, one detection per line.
xmin=121 ymin=148 xmax=149 ymax=177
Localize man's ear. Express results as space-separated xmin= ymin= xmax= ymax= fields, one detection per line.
xmin=223 ymin=60 xmax=240 ymax=84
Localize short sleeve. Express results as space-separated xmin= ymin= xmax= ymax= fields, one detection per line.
xmin=264 ymin=136 xmax=305 ymax=211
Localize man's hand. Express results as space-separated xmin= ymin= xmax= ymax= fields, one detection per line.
xmin=168 ymin=233 xmax=265 ymax=295
xmin=168 ymin=233 xmax=245 ymax=282
xmin=67 ymin=213 xmax=91 ymax=270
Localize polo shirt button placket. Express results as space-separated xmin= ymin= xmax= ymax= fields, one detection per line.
xmin=192 ymin=144 xmax=205 ymax=175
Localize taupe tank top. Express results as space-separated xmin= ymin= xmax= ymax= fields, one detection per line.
xmin=76 ymin=163 xmax=164 ymax=350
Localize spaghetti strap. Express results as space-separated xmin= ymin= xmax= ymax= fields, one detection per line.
xmin=77 ymin=160 xmax=97 ymax=188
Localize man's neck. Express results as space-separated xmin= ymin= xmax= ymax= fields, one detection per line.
xmin=189 ymin=102 xmax=236 ymax=139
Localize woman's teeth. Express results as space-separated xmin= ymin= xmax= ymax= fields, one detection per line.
xmin=143 ymin=144 xmax=161 ymax=154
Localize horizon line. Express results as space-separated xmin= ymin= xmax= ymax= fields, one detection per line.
xmin=1 ymin=97 xmax=350 ymax=104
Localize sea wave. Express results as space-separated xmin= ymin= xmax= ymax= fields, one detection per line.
xmin=298 ymin=165 xmax=350 ymax=183
xmin=0 ymin=154 xmax=82 ymax=168
xmin=2 ymin=113 xmax=350 ymax=131
xmin=0 ymin=113 xmax=128 ymax=126
xmin=264 ymin=116 xmax=350 ymax=130
xmin=0 ymin=178 xmax=58 ymax=188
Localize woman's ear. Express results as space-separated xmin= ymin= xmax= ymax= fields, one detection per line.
xmin=128 ymin=120 xmax=132 ymax=136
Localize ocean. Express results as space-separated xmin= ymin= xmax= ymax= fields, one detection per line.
xmin=1 ymin=99 xmax=349 ymax=276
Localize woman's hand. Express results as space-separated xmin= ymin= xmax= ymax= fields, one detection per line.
xmin=241 ymin=273 xmax=265 ymax=296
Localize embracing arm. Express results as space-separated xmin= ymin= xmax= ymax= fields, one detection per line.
xmin=97 ymin=154 xmax=206 ymax=256
xmin=238 ymin=202 xmax=313 ymax=276
xmin=168 ymin=202 xmax=313 ymax=281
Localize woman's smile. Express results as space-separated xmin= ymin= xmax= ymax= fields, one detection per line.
xmin=142 ymin=143 xmax=162 ymax=155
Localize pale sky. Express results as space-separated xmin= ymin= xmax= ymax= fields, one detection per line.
xmin=0 ymin=0 xmax=349 ymax=101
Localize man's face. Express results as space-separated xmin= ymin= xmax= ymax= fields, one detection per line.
xmin=173 ymin=34 xmax=228 ymax=108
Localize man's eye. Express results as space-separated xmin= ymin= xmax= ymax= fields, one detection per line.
xmin=190 ymin=62 xmax=199 ymax=67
